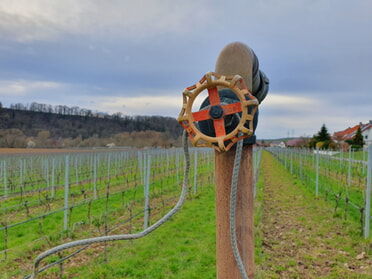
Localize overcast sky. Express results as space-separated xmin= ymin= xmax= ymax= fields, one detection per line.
xmin=0 ymin=0 xmax=371 ymax=139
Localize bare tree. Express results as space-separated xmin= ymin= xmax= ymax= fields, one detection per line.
xmin=0 ymin=129 xmax=25 ymax=148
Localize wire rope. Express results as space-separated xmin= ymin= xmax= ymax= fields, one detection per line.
xmin=230 ymin=133 xmax=249 ymax=279
xmin=29 ymin=130 xmax=190 ymax=279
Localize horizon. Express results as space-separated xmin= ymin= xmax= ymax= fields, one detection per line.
xmin=4 ymin=102 xmax=369 ymax=141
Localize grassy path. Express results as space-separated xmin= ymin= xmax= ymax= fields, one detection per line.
xmin=257 ymin=151 xmax=371 ymax=278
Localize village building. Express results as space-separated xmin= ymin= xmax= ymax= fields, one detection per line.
xmin=269 ymin=141 xmax=286 ymax=148
xmin=333 ymin=120 xmax=372 ymax=147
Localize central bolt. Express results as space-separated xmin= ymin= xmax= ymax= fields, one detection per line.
xmin=209 ymin=105 xmax=224 ymax=119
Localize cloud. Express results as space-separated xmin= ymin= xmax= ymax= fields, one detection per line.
xmin=0 ymin=79 xmax=62 ymax=96
xmin=94 ymin=94 xmax=182 ymax=117
xmin=0 ymin=1 xmax=371 ymax=139
xmin=265 ymin=93 xmax=316 ymax=107
xmin=0 ymin=0 xmax=212 ymax=42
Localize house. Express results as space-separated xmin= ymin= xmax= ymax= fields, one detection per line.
xmin=333 ymin=120 xmax=372 ymax=146
xmin=270 ymin=141 xmax=286 ymax=148
xmin=362 ymin=121 xmax=372 ymax=146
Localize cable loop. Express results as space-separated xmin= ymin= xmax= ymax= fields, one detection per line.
xmin=28 ymin=131 xmax=191 ymax=279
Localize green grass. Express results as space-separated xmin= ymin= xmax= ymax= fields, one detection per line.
xmin=39 ymin=187 xmax=218 ymax=279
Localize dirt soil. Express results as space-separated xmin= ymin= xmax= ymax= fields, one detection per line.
xmin=258 ymin=152 xmax=371 ymax=278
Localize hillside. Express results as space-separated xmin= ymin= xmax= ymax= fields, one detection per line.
xmin=0 ymin=107 xmax=183 ymax=148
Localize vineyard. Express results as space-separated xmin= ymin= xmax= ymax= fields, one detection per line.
xmin=0 ymin=145 xmax=371 ymax=278
xmin=0 ymin=147 xmax=216 ymax=278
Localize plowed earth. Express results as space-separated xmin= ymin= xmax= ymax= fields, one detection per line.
xmin=258 ymin=152 xmax=371 ymax=278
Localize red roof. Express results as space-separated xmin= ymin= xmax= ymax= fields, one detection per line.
xmin=333 ymin=122 xmax=372 ymax=141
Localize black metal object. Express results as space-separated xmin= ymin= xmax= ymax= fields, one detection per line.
xmin=209 ymin=105 xmax=224 ymax=119
xmin=198 ymin=49 xmax=269 ymax=146
xmin=251 ymin=52 xmax=270 ymax=104
xmin=198 ymin=88 xmax=259 ymax=145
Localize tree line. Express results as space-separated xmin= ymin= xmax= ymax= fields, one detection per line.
xmin=0 ymin=103 xmax=184 ymax=148
xmin=10 ymin=102 xmax=124 ymax=118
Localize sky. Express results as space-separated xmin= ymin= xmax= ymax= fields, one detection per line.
xmin=0 ymin=0 xmax=371 ymax=140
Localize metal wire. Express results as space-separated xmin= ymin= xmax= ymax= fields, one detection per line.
xmin=230 ymin=133 xmax=249 ymax=279
xmin=29 ymin=130 xmax=191 ymax=279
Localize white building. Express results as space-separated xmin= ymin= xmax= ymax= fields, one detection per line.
xmin=361 ymin=120 xmax=372 ymax=146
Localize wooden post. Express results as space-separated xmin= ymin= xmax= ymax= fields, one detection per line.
xmin=215 ymin=145 xmax=254 ymax=278
xmin=214 ymin=42 xmax=255 ymax=278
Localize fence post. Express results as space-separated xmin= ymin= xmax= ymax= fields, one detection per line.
xmin=215 ymin=145 xmax=255 ymax=278
xmin=194 ymin=149 xmax=198 ymax=194
xmin=75 ymin=156 xmax=78 ymax=187
xmin=348 ymin=147 xmax=352 ymax=190
xmin=3 ymin=161 xmax=7 ymax=199
xmin=253 ymin=148 xmax=262 ymax=199
xmin=290 ymin=148 xmax=293 ymax=174
xmin=144 ymin=155 xmax=151 ymax=229
xmin=64 ymin=155 xmax=69 ymax=231
xmin=316 ymin=147 xmax=319 ymax=196
xmin=93 ymin=154 xmax=97 ymax=199
xmin=138 ymin=151 xmax=143 ymax=185
xmin=46 ymin=158 xmax=50 ymax=192
xmin=213 ymin=42 xmax=266 ymax=279
xmin=19 ymin=159 xmax=23 ymax=191
xmin=364 ymin=144 xmax=371 ymax=238
xmin=299 ymin=149 xmax=303 ymax=179
xmin=177 ymin=42 xmax=268 ymax=279
xmin=176 ymin=150 xmax=180 ymax=186
xmin=107 ymin=153 xmax=111 ymax=185
xmin=51 ymin=158 xmax=55 ymax=198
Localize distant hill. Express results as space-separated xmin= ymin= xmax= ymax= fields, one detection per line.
xmin=0 ymin=107 xmax=183 ymax=148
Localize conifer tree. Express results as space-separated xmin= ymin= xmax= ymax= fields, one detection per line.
xmin=309 ymin=124 xmax=333 ymax=149
xmin=316 ymin=124 xmax=331 ymax=142
xmin=353 ymin=127 xmax=364 ymax=147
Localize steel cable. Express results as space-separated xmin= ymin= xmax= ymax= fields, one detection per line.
xmin=29 ymin=130 xmax=190 ymax=279
xmin=230 ymin=133 xmax=249 ymax=279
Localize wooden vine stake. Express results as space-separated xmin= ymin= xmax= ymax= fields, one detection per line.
xmin=214 ymin=42 xmax=255 ymax=278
